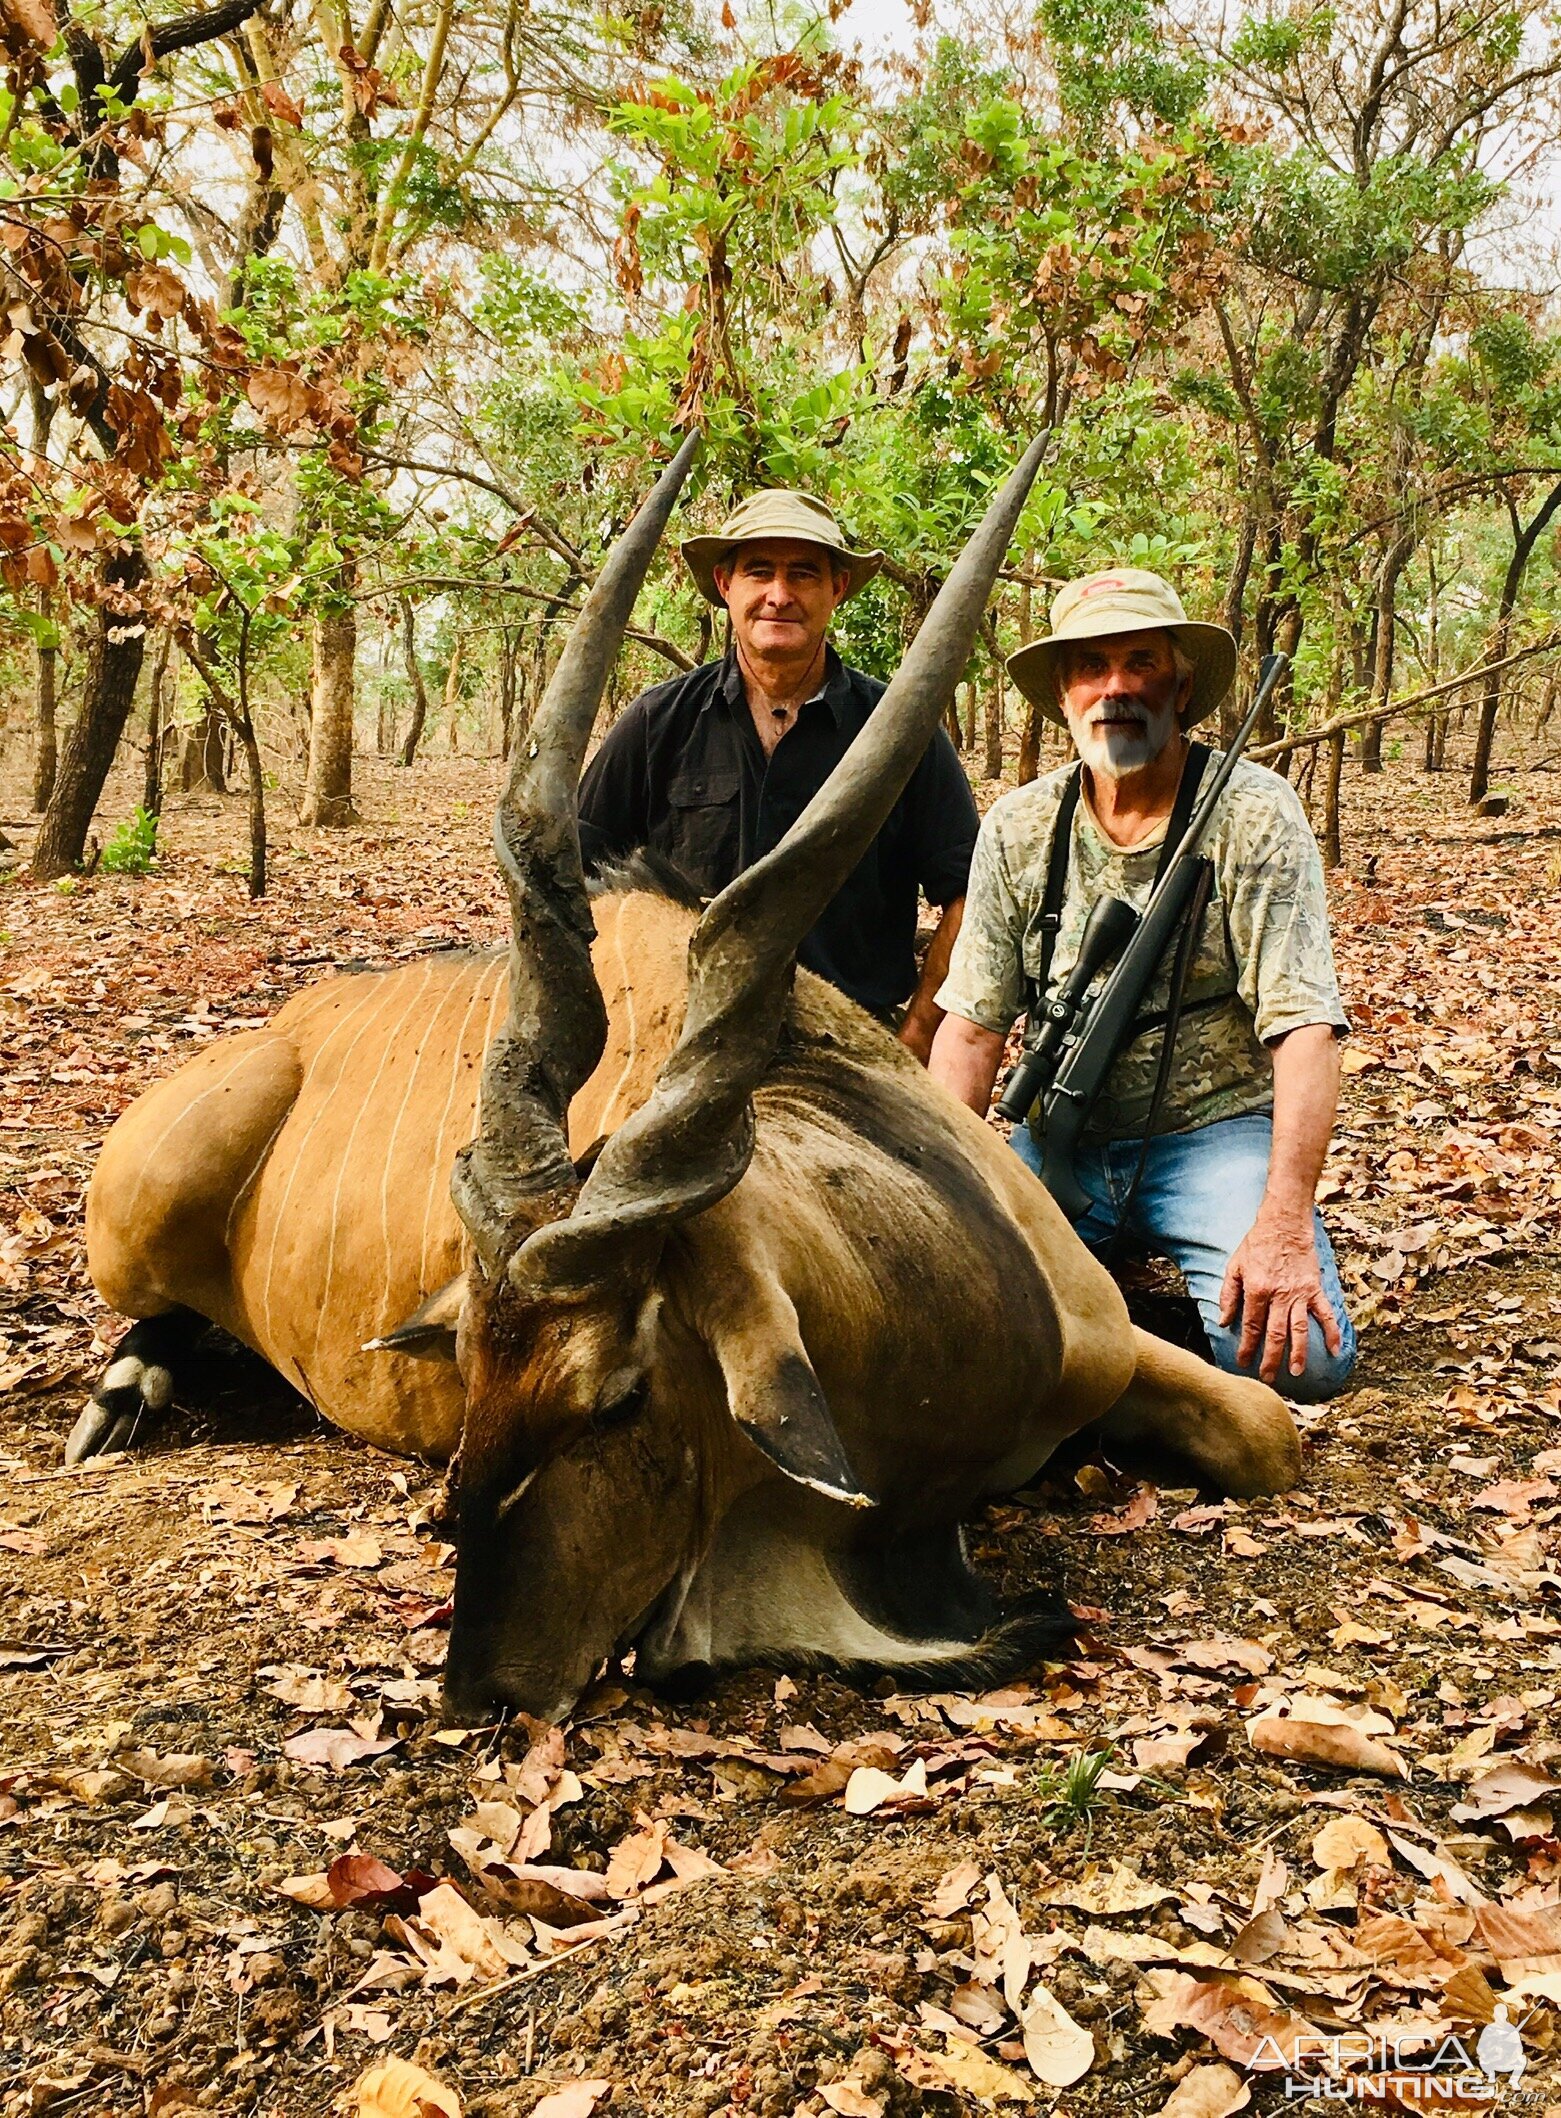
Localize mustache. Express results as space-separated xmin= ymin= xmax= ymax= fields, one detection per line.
xmin=1086 ymin=698 xmax=1155 ymax=730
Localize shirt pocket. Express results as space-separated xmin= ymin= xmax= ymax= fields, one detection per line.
xmin=662 ymin=767 xmax=741 ymax=894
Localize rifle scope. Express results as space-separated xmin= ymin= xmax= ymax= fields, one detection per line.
xmin=995 ymin=892 xmax=1140 ymax=1124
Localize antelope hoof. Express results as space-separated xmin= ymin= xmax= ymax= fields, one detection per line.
xmin=65 ymin=1354 xmax=173 ymax=1466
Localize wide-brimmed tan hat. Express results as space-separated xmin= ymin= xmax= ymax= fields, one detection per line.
xmin=1007 ymin=566 xmax=1238 ymax=727
xmin=681 ymin=490 xmax=884 ymax=608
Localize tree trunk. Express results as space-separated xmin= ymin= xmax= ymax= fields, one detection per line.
xmin=441 ymin=637 xmax=464 ymax=755
xmin=398 ymin=597 xmax=431 ymax=766
xmin=982 ymin=655 xmax=1004 ymax=780
xmin=1471 ymin=480 xmax=1561 ymax=805
xmin=1219 ymin=513 xmax=1259 ymax=744
xmin=1361 ymin=530 xmax=1414 ymax=774
xmin=240 ymin=720 xmax=268 ymax=897
xmin=1321 ymin=730 xmax=1345 ymax=870
xmin=1016 ymin=703 xmax=1042 ymax=785
xmin=1535 ymin=671 xmax=1558 ymax=740
xmin=301 ymin=607 xmax=359 ymax=825
xmin=31 ymin=550 xmax=148 ymax=879
xmin=180 ymin=702 xmax=229 ymax=792
xmin=143 ymin=630 xmax=171 ymax=816
xmin=498 ymin=629 xmax=519 ymax=757
xmin=31 ymin=627 xmax=58 ymax=813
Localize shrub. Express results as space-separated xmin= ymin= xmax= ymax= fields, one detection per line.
xmin=100 ymin=806 xmax=159 ymax=876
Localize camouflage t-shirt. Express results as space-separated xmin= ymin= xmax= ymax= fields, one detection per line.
xmin=936 ymin=755 xmax=1349 ymax=1140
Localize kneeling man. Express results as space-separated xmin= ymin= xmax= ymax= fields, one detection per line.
xmin=929 ymin=568 xmax=1356 ymax=1400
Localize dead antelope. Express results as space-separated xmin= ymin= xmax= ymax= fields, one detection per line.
xmin=78 ymin=436 xmax=1300 ymax=1722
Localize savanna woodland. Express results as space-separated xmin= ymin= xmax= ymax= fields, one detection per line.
xmin=4 ymin=0 xmax=1561 ymax=2104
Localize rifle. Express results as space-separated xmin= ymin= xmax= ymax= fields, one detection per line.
xmin=996 ymin=652 xmax=1290 ymax=1219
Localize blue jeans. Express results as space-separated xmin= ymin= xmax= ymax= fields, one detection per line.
xmin=1012 ymin=1112 xmax=1356 ymax=1403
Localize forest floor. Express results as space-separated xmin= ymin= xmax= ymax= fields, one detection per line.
xmin=1 ymin=742 xmax=1560 ymax=2118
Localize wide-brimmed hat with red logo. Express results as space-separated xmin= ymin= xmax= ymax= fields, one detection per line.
xmin=1006 ymin=566 xmax=1238 ymax=727
xmin=681 ymin=490 xmax=884 ymax=608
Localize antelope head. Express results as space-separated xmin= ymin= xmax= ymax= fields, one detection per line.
xmin=382 ymin=435 xmax=1049 ymax=1721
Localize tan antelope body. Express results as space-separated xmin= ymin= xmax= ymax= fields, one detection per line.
xmin=88 ymin=893 xmax=691 ymax=1462
xmin=78 ymin=438 xmax=1300 ymax=1721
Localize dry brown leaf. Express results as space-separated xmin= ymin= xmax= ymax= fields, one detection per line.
xmin=1177 ymin=1638 xmax=1273 ymax=1676
xmin=1472 ymin=1903 xmax=1561 ymax=1975
xmin=297 ymin=1532 xmax=383 ymax=1570
xmin=259 ymin=77 xmax=305 ymax=127
xmin=1311 ymin=1815 xmax=1391 ymax=1873
xmin=1141 ymin=1972 xmax=1317 ymax=2068
xmin=605 ymin=1820 xmax=668 ymax=1898
xmin=392 ymin=1882 xmax=530 ymax=1985
xmin=277 ymin=1870 xmax=336 ymax=1908
xmin=283 ymin=1726 xmax=397 ymax=1773
xmin=1019 ymin=1979 xmax=1094 ymax=2086
xmin=971 ymin=1874 xmax=1032 ymax=2009
xmin=1384 ymin=1832 xmax=1486 ymax=1906
xmin=448 ymin=1832 xmax=606 ymax=1924
xmin=0 ymin=0 xmax=57 ymax=51
xmin=349 ymin=2054 xmax=460 ymax=2117
xmin=926 ymin=1858 xmax=982 ymax=1918
xmin=1133 ymin=1728 xmax=1212 ymax=1773
xmin=1155 ymin=2064 xmax=1252 ymax=2117
xmin=897 ymin=2041 xmax=1036 ymax=2102
xmin=1452 ymin=1761 xmax=1561 ymax=1821
xmin=819 ymin=2080 xmax=885 ymax=2117
xmin=206 ymin=1479 xmax=298 ymax=1523
xmin=844 ymin=1757 xmax=928 ymax=1815
xmin=269 ymin=1669 xmax=353 ymax=1714
xmin=1090 ymin=1481 xmax=1158 ymax=1534
xmin=1042 ymin=1862 xmax=1174 ymax=1915
xmin=1248 ymin=1709 xmax=1405 ymax=1778
xmin=1353 ymin=1914 xmax=1464 ymax=1988
xmin=950 ymin=1980 xmax=1008 ymax=2034
xmin=118 ymin=1748 xmax=213 ymax=1789
xmin=247 ymin=365 xmax=311 ymax=429
xmin=529 ymin=2086 xmax=611 ymax=2118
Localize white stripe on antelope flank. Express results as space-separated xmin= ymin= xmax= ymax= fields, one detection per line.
xmin=418 ymin=958 xmax=505 ymax=1288
xmin=377 ymin=959 xmax=484 ymax=1326
xmin=255 ymin=974 xmax=402 ymax=1356
xmin=224 ymin=1059 xmax=298 ymax=1249
xmin=123 ymin=1039 xmax=279 ymax=1231
xmin=313 ymin=961 xmax=437 ymax=1369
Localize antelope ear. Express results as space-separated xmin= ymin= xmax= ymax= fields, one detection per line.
xmin=728 ymin=1347 xmax=874 ymax=1509
xmin=365 ymin=1274 xmax=468 ymax=1363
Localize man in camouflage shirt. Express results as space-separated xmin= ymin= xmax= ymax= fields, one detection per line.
xmin=929 ymin=568 xmax=1355 ymax=1402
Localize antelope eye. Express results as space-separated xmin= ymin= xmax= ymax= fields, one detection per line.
xmin=593 ymin=1374 xmax=649 ymax=1430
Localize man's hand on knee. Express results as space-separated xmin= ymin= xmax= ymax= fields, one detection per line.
xmin=1220 ymin=1207 xmax=1343 ymax=1386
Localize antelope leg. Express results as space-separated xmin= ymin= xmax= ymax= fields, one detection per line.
xmin=1099 ymin=1327 xmax=1302 ymax=1499
xmin=66 ymin=1307 xmax=204 ymax=1466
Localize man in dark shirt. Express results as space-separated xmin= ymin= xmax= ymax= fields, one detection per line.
xmin=577 ymin=489 xmax=979 ymax=1060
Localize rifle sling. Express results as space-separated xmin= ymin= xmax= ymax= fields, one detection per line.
xmin=1030 ymin=764 xmax=1083 ymax=1012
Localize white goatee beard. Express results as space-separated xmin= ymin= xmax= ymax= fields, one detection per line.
xmin=1075 ymin=696 xmax=1178 ymax=781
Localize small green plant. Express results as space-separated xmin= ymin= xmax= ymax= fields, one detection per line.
xmin=1036 ymin=1746 xmax=1116 ymax=1844
xmin=100 ymin=807 xmax=159 ymax=876
xmin=54 ymin=875 xmax=78 ymax=895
